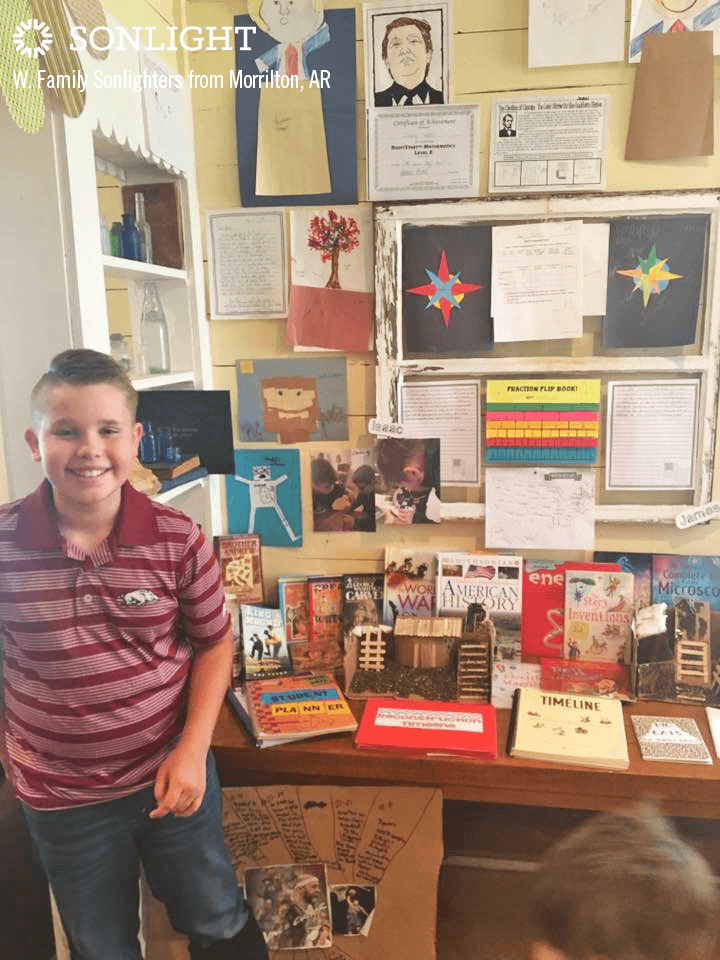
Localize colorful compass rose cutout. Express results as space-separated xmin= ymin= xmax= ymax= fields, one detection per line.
xmin=405 ymin=250 xmax=484 ymax=328
xmin=615 ymin=245 xmax=683 ymax=307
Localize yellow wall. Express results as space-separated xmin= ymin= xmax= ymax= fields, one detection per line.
xmin=186 ymin=0 xmax=720 ymax=597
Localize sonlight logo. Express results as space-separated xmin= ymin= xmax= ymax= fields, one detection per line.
xmin=13 ymin=19 xmax=53 ymax=58
xmin=68 ymin=24 xmax=256 ymax=53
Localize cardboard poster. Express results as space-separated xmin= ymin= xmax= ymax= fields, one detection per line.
xmin=236 ymin=357 xmax=348 ymax=444
xmin=222 ymin=785 xmax=443 ymax=960
xmin=225 ymin=449 xmax=303 ymax=548
xmin=625 ymin=32 xmax=713 ymax=161
xmin=402 ymin=223 xmax=492 ymax=356
xmin=234 ymin=10 xmax=357 ymax=206
xmin=604 ymin=214 xmax=708 ymax=348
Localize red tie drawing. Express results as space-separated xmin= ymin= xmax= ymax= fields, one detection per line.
xmin=285 ymin=43 xmax=299 ymax=76
xmin=669 ymin=19 xmax=688 ymax=32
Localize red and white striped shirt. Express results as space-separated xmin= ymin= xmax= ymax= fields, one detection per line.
xmin=0 ymin=481 xmax=230 ymax=810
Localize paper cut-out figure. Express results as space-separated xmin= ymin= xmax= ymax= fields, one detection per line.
xmin=629 ymin=0 xmax=720 ymax=60
xmin=375 ymin=16 xmax=443 ymax=106
xmin=235 ymin=465 xmax=300 ymax=542
xmin=262 ymin=376 xmax=320 ymax=443
xmin=249 ymin=0 xmax=331 ymax=195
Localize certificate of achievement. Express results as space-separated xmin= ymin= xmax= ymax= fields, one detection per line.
xmin=368 ymin=104 xmax=480 ymax=201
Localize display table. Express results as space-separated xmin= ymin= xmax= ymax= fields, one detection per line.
xmin=212 ymin=698 xmax=720 ymax=820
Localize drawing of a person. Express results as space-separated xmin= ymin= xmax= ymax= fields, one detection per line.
xmin=374 ymin=16 xmax=444 ymax=106
xmin=499 ymin=112 xmax=516 ymax=136
xmin=629 ymin=0 xmax=719 ymax=60
xmin=249 ymin=0 xmax=331 ymax=195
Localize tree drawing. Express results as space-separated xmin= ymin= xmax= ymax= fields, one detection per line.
xmin=307 ymin=209 xmax=360 ymax=289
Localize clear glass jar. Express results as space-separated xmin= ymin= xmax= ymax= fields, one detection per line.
xmin=141 ymin=282 xmax=171 ymax=374
xmin=109 ymin=333 xmax=133 ymax=373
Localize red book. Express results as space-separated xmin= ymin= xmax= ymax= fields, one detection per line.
xmin=355 ymin=698 xmax=497 ymax=759
xmin=522 ymin=561 xmax=620 ymax=663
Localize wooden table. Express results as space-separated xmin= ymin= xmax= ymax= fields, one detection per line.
xmin=213 ymin=698 xmax=720 ymax=820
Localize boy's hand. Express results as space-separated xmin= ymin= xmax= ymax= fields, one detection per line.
xmin=149 ymin=742 xmax=207 ymax=819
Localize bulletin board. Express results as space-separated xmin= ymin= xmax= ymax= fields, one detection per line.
xmin=374 ymin=192 xmax=720 ymax=524
xmin=222 ymin=785 xmax=443 ymax=960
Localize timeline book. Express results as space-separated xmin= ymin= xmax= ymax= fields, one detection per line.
xmin=355 ymin=698 xmax=497 ymax=759
xmin=507 ymin=687 xmax=629 ymax=770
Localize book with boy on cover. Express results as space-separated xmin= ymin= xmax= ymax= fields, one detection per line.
xmin=244 ymin=672 xmax=358 ymax=745
xmin=214 ymin=533 xmax=264 ymax=604
xmin=240 ymin=604 xmax=293 ymax=680
xmin=564 ymin=570 xmax=634 ymax=663
xmin=355 ymin=698 xmax=497 ymax=759
xmin=652 ymin=555 xmax=720 ymax=613
xmin=522 ymin=560 xmax=621 ymax=662
xmin=278 ymin=576 xmax=311 ymax=671
xmin=307 ymin=575 xmax=345 ymax=673
xmin=507 ymin=687 xmax=629 ymax=770
xmin=437 ymin=553 xmax=523 ymax=662
xmin=382 ymin=548 xmax=436 ymax=625
xmin=631 ymin=715 xmax=713 ymax=764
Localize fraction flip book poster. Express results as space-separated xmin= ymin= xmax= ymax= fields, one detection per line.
xmin=485 ymin=379 xmax=600 ymax=464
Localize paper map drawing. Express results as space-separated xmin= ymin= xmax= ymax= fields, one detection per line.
xmin=485 ymin=466 xmax=595 ymax=550
xmin=222 ymin=785 xmax=442 ymax=960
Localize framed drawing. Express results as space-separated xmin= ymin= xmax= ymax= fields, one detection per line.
xmin=375 ymin=192 xmax=720 ymax=524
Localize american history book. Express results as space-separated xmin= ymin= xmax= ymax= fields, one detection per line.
xmin=382 ymin=548 xmax=437 ymax=625
xmin=563 ymin=570 xmax=634 ymax=663
xmin=437 ymin=553 xmax=522 ymax=661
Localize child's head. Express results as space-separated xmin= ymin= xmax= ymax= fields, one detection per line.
xmin=529 ymin=805 xmax=718 ymax=960
xmin=25 ymin=350 xmax=142 ymax=516
xmin=376 ymin=438 xmax=426 ymax=490
xmin=311 ymin=456 xmax=338 ymax=493
xmin=352 ymin=464 xmax=375 ymax=492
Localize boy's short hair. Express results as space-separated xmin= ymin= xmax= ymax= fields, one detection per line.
xmin=530 ymin=805 xmax=719 ymax=960
xmin=311 ymin=457 xmax=338 ymax=486
xmin=31 ymin=349 xmax=138 ymax=423
xmin=352 ymin=465 xmax=375 ymax=488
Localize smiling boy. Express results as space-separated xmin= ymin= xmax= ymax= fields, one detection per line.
xmin=0 ymin=350 xmax=266 ymax=960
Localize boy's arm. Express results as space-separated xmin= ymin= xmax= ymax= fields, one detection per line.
xmin=150 ymin=626 xmax=233 ymax=819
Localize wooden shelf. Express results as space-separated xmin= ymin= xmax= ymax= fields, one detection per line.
xmin=153 ymin=475 xmax=206 ymax=504
xmin=102 ymin=255 xmax=187 ymax=283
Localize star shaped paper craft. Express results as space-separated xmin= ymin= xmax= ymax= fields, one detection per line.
xmin=615 ymin=245 xmax=683 ymax=307
xmin=405 ymin=250 xmax=484 ymax=328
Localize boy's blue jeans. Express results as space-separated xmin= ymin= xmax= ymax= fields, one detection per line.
xmin=22 ymin=753 xmax=257 ymax=960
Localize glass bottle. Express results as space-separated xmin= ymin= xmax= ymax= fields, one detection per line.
xmin=121 ymin=212 xmax=141 ymax=260
xmin=100 ymin=214 xmax=111 ymax=255
xmin=141 ymin=281 xmax=171 ymax=374
xmin=110 ymin=221 xmax=122 ymax=257
xmin=140 ymin=421 xmax=158 ymax=462
xmin=134 ymin=191 xmax=153 ymax=264
xmin=109 ymin=333 xmax=132 ymax=373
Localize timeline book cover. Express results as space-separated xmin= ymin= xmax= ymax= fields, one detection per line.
xmin=382 ymin=548 xmax=436 ymax=624
xmin=240 ymin=604 xmax=293 ymax=680
xmin=355 ymin=698 xmax=498 ymax=759
xmin=507 ymin=688 xmax=629 ymax=770
xmin=563 ymin=570 xmax=634 ymax=663
xmin=214 ymin=533 xmax=264 ymax=604
xmin=244 ymin=672 xmax=358 ymax=745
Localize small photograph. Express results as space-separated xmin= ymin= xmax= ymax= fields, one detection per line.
xmin=498 ymin=565 xmax=521 ymax=580
xmin=246 ymin=863 xmax=332 ymax=951
xmin=498 ymin=111 xmax=516 ymax=136
xmin=441 ymin=562 xmax=463 ymax=578
xmin=330 ymin=884 xmax=376 ymax=937
xmin=311 ymin=450 xmax=376 ymax=532
xmin=375 ymin=438 xmax=441 ymax=525
xmin=466 ymin=563 xmax=497 ymax=579
xmin=364 ymin=1 xmax=451 ymax=108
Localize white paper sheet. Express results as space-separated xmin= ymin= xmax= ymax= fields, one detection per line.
xmin=401 ymin=380 xmax=481 ymax=486
xmin=206 ymin=209 xmax=287 ymax=320
xmin=529 ymin=0 xmax=625 ymax=68
xmin=606 ymin=380 xmax=699 ymax=490
xmin=141 ymin=51 xmax=188 ymax=173
xmin=582 ymin=222 xmax=609 ymax=316
xmin=485 ymin=467 xmax=595 ymax=551
xmin=491 ymin=220 xmax=584 ymax=342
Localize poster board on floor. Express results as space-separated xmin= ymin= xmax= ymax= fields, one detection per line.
xmin=224 ymin=785 xmax=443 ymax=960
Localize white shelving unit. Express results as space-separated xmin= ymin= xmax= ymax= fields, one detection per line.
xmin=0 ymin=22 xmax=222 ymax=536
